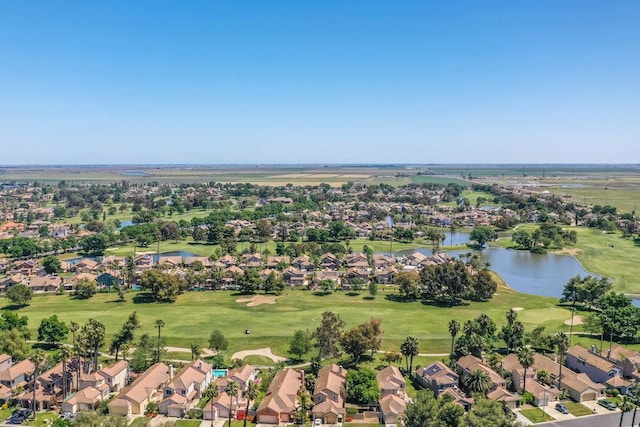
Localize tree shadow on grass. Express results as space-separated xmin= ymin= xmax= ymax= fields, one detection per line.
xmin=384 ymin=294 xmax=414 ymax=303
xmin=363 ymin=296 xmax=375 ymax=301
xmin=634 ymin=238 xmax=640 ymax=246
xmin=0 ymin=304 xmax=26 ymax=311
xmin=345 ymin=292 xmax=361 ymax=297
xmin=312 ymin=291 xmax=332 ymax=297
xmin=132 ymin=292 xmax=157 ymax=304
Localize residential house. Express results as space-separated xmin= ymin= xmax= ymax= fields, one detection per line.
xmin=374 ymin=267 xmax=396 ymax=285
xmin=314 ymin=270 xmax=341 ymax=287
xmin=159 ymin=360 xmax=213 ymax=417
xmin=0 ymin=354 xmax=11 ymax=372
xmin=283 ymin=267 xmax=306 ymax=286
xmin=108 ymin=363 xmax=172 ymax=416
xmin=27 ymin=275 xmax=62 ymax=293
xmin=0 ymin=359 xmax=34 ymax=391
xmin=441 ymin=387 xmax=474 ymax=411
xmin=346 ymin=253 xmax=369 ymax=268
xmin=601 ymin=343 xmax=640 ymax=380
xmin=377 ymin=366 xmax=405 ymax=398
xmin=239 ymin=253 xmax=262 ymax=268
xmin=312 ymin=364 xmax=346 ymax=424
xmin=256 ymin=368 xmax=303 ymax=424
xmin=529 ymin=353 xmax=605 ymax=402
xmin=292 ymin=255 xmax=314 ymax=272
xmin=320 ymin=253 xmax=342 ymax=270
xmin=415 ymin=361 xmax=459 ymax=397
xmin=345 ymin=267 xmax=370 ymax=285
xmin=566 ymin=345 xmax=623 ymax=384
xmin=203 ymin=390 xmax=234 ymax=421
xmin=184 ymin=256 xmax=212 ymax=269
xmin=266 ymin=256 xmax=290 ymax=268
xmin=96 ymin=273 xmax=123 ymax=289
xmin=98 ymin=360 xmax=129 ymax=393
xmin=61 ymin=386 xmax=104 ymax=414
xmin=487 ymin=387 xmax=523 ymax=409
xmin=227 ymin=365 xmax=256 ymax=392
xmin=379 ymin=394 xmax=406 ymax=425
xmin=74 ymin=258 xmax=100 ymax=274
xmin=457 ymin=355 xmax=507 ymax=392
xmin=405 ymin=252 xmax=427 ymax=267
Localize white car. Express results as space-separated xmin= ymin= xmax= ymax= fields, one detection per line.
xmin=314 ymin=419 xmax=322 ymax=427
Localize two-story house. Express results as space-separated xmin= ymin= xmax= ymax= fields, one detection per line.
xmin=312 ymin=364 xmax=346 ymax=424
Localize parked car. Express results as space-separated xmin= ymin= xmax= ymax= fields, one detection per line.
xmin=555 ymin=403 xmax=570 ymax=414
xmin=598 ymin=399 xmax=617 ymax=410
xmin=314 ymin=419 xmax=322 ymax=427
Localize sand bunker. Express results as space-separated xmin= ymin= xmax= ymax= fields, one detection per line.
xmin=236 ymin=295 xmax=278 ymax=306
xmin=232 ymin=347 xmax=287 ymax=363
xmin=564 ymin=314 xmax=584 ymax=326
xmin=512 ymin=307 xmax=525 ymax=312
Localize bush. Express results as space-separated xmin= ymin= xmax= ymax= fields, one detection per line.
xmin=521 ymin=391 xmax=534 ymax=405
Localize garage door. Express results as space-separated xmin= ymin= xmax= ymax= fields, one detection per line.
xmin=258 ymin=414 xmax=278 ymax=424
xmin=581 ymin=392 xmax=596 ymax=402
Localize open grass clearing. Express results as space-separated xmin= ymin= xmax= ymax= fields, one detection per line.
xmin=24 ymin=412 xmax=59 ymax=426
xmin=563 ymin=401 xmax=593 ymax=416
xmin=128 ymin=417 xmax=151 ymax=427
xmin=1 ymin=282 xmax=569 ymax=358
xmin=173 ymin=420 xmax=203 ymax=427
xmin=519 ymin=407 xmax=555 ymax=423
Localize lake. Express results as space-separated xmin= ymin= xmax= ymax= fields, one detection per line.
xmin=395 ymin=247 xmax=594 ymax=299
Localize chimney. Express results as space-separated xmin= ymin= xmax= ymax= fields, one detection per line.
xmin=299 ymin=370 xmax=305 ymax=385
xmin=169 ymin=364 xmax=175 ymax=379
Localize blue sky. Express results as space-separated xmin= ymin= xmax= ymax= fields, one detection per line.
xmin=1 ymin=1 xmax=638 ymax=165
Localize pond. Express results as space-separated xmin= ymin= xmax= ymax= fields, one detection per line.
xmin=394 ymin=247 xmax=595 ymax=299
xmin=443 ymin=231 xmax=471 ymax=246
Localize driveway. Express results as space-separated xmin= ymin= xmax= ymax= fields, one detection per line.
xmin=541 ymin=403 xmax=574 ymax=421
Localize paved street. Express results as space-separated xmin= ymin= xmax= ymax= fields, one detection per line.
xmin=539 ymin=410 xmax=638 ymax=426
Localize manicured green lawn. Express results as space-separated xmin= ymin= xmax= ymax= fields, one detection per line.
xmin=24 ymin=412 xmax=59 ymax=426
xmin=1 ymin=279 xmax=570 ymax=358
xmin=173 ymin=420 xmax=203 ymax=427
xmin=519 ymin=408 xmax=555 ymax=423
xmin=0 ymin=407 xmax=15 ymax=423
xmin=128 ymin=417 xmax=151 ymax=427
xmin=242 ymin=355 xmax=275 ymax=366
xmin=564 ymin=401 xmax=593 ymax=416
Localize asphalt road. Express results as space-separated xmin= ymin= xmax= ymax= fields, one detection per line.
xmin=541 ymin=410 xmax=639 ymax=427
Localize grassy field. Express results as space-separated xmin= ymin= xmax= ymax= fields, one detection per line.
xmin=519 ymin=407 xmax=555 ymax=423
xmin=100 ymin=237 xmax=427 ymax=259
xmin=410 ymin=175 xmax=470 ymax=186
xmin=564 ymin=401 xmax=593 ymax=416
xmin=1 ymin=278 xmax=571 ymax=358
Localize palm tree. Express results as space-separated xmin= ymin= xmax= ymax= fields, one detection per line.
xmin=155 ymin=319 xmax=165 ymax=363
xmin=29 ymin=350 xmax=48 ymax=418
xmin=448 ymin=319 xmax=460 ymax=356
xmin=463 ymin=368 xmax=491 ymax=395
xmin=190 ymin=342 xmax=202 ymax=361
xmin=59 ymin=346 xmax=72 ymax=400
xmin=226 ymin=381 xmax=238 ymax=427
xmin=518 ymin=346 xmax=535 ymax=393
xmin=400 ymin=336 xmax=420 ymax=373
xmin=205 ymin=382 xmax=220 ymax=427
xmin=554 ymin=332 xmax=569 ymax=395
xmin=243 ymin=381 xmax=259 ymax=427
xmin=69 ymin=321 xmax=80 ymax=390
